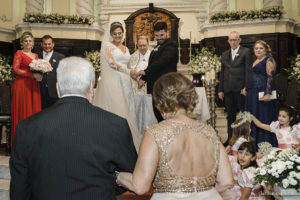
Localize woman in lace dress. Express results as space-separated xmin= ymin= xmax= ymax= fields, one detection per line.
xmin=117 ymin=72 xmax=233 ymax=199
xmin=245 ymin=40 xmax=278 ymax=149
xmin=11 ymin=32 xmax=42 ymax=148
xmin=93 ymin=22 xmax=141 ymax=150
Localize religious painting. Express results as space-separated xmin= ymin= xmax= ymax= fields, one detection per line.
xmin=133 ymin=12 xmax=171 ymax=45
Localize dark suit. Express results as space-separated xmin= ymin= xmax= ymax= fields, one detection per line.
xmin=39 ymin=51 xmax=65 ymax=109
xmin=141 ymin=38 xmax=178 ymax=121
xmin=10 ymin=96 xmax=137 ymax=200
xmin=218 ymin=46 xmax=252 ymax=143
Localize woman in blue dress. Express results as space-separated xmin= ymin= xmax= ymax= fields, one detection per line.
xmin=245 ymin=40 xmax=278 ymax=149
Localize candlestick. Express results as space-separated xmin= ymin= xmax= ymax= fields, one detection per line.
xmin=189 ymin=32 xmax=192 ymax=62
xmin=134 ymin=32 xmax=137 ymax=51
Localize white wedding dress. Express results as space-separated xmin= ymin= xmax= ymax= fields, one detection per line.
xmin=94 ymin=42 xmax=141 ymax=151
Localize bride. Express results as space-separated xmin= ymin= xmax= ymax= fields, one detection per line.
xmin=94 ymin=22 xmax=141 ymax=151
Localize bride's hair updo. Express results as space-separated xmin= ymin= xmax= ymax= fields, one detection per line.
xmin=254 ymin=40 xmax=272 ymax=57
xmin=153 ymin=72 xmax=198 ymax=115
xmin=110 ymin=21 xmax=124 ymax=34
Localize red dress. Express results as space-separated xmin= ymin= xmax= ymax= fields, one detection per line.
xmin=11 ymin=50 xmax=41 ymax=148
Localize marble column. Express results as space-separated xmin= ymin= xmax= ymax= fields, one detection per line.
xmin=263 ymin=0 xmax=283 ymax=9
xmin=26 ymin=0 xmax=44 ymax=13
xmin=77 ymin=0 xmax=94 ymax=16
xmin=209 ymin=0 xmax=227 ymax=15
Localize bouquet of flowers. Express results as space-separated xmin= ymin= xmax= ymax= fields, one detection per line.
xmin=255 ymin=148 xmax=300 ymax=190
xmin=284 ymin=54 xmax=300 ymax=81
xmin=84 ymin=50 xmax=101 ymax=73
xmin=188 ymin=47 xmax=221 ymax=74
xmin=0 ymin=54 xmax=14 ymax=83
xmin=29 ymin=59 xmax=52 ymax=74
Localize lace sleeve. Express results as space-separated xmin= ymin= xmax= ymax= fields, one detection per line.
xmin=265 ymin=57 xmax=276 ymax=94
xmin=12 ymin=51 xmax=34 ymax=79
xmin=104 ymin=44 xmax=130 ymax=74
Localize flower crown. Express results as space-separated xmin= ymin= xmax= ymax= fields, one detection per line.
xmin=231 ymin=111 xmax=252 ymax=129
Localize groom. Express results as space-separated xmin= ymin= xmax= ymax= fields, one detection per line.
xmin=39 ymin=35 xmax=65 ymax=109
xmin=138 ymin=22 xmax=178 ymax=121
xmin=10 ymin=57 xmax=137 ymax=200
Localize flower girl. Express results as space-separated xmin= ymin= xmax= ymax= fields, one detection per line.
xmin=250 ymin=106 xmax=300 ymax=149
xmin=223 ymin=142 xmax=263 ymax=200
xmin=226 ymin=112 xmax=253 ymax=156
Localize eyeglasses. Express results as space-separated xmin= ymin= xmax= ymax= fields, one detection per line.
xmin=228 ymin=39 xmax=239 ymax=42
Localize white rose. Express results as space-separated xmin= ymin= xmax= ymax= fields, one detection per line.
xmin=260 ymin=169 xmax=266 ymax=175
xmin=282 ymin=179 xmax=289 ymax=188
xmin=289 ymin=178 xmax=297 ymax=186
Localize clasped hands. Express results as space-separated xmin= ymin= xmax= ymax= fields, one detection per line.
xmin=130 ymin=70 xmax=146 ymax=89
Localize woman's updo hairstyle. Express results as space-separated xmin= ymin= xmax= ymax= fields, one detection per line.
xmin=20 ymin=31 xmax=34 ymax=46
xmin=153 ymin=72 xmax=198 ymax=115
xmin=254 ymin=40 xmax=272 ymax=57
xmin=110 ymin=21 xmax=124 ymax=34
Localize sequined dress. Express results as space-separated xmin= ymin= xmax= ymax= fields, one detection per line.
xmin=147 ymin=120 xmax=222 ymax=200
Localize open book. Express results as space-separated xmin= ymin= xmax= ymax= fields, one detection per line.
xmin=258 ymin=90 xmax=277 ymax=101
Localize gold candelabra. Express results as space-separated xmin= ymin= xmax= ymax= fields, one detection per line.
xmin=204 ymin=79 xmax=217 ymax=132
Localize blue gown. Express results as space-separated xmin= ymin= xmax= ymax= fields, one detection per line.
xmin=245 ymin=56 xmax=278 ymax=149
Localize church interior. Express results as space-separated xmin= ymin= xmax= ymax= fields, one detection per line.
xmin=0 ymin=0 xmax=300 ymax=199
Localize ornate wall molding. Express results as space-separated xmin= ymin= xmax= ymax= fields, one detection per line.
xmin=97 ymin=1 xmax=208 ymax=31
xmin=201 ymin=17 xmax=297 ymax=38
xmin=15 ymin=23 xmax=102 ymax=39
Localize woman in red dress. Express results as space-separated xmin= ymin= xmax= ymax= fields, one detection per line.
xmin=11 ymin=31 xmax=43 ymax=148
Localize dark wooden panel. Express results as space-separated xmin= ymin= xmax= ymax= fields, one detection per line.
xmin=0 ymin=41 xmax=14 ymax=60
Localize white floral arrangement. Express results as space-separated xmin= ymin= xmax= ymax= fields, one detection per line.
xmin=23 ymin=13 xmax=95 ymax=25
xmin=29 ymin=59 xmax=52 ymax=73
xmin=209 ymin=7 xmax=283 ymax=23
xmin=0 ymin=54 xmax=14 ymax=83
xmin=84 ymin=50 xmax=101 ymax=73
xmin=284 ymin=54 xmax=300 ymax=81
xmin=255 ymin=148 xmax=300 ymax=190
xmin=188 ymin=47 xmax=221 ymax=74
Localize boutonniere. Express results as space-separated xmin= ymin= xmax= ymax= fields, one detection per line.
xmin=53 ymin=59 xmax=56 ymax=63
xmin=235 ymin=53 xmax=239 ymax=57
xmin=153 ymin=45 xmax=160 ymax=52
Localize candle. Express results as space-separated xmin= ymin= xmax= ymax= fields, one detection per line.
xmin=189 ymin=32 xmax=192 ymax=49
xmin=178 ymin=33 xmax=180 ymax=50
xmin=211 ymin=69 xmax=216 ymax=80
xmin=134 ymin=32 xmax=137 ymax=51
xmin=189 ymin=32 xmax=192 ymax=59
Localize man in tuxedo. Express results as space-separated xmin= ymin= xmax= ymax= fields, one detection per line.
xmin=138 ymin=22 xmax=178 ymax=122
xmin=39 ymin=35 xmax=65 ymax=109
xmin=218 ymin=31 xmax=252 ymax=145
xmin=10 ymin=57 xmax=137 ymax=200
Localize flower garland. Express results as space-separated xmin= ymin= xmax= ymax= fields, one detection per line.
xmin=23 ymin=13 xmax=95 ymax=25
xmin=255 ymin=148 xmax=300 ymax=190
xmin=284 ymin=55 xmax=300 ymax=81
xmin=209 ymin=7 xmax=283 ymax=23
xmin=0 ymin=54 xmax=14 ymax=83
xmin=84 ymin=50 xmax=101 ymax=73
xmin=188 ymin=47 xmax=221 ymax=74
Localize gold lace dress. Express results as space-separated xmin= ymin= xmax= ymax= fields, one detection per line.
xmin=147 ymin=120 xmax=223 ymax=200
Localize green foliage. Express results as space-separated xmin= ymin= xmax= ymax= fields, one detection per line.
xmin=209 ymin=7 xmax=283 ymax=23
xmin=23 ymin=13 xmax=95 ymax=25
xmin=0 ymin=54 xmax=14 ymax=83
